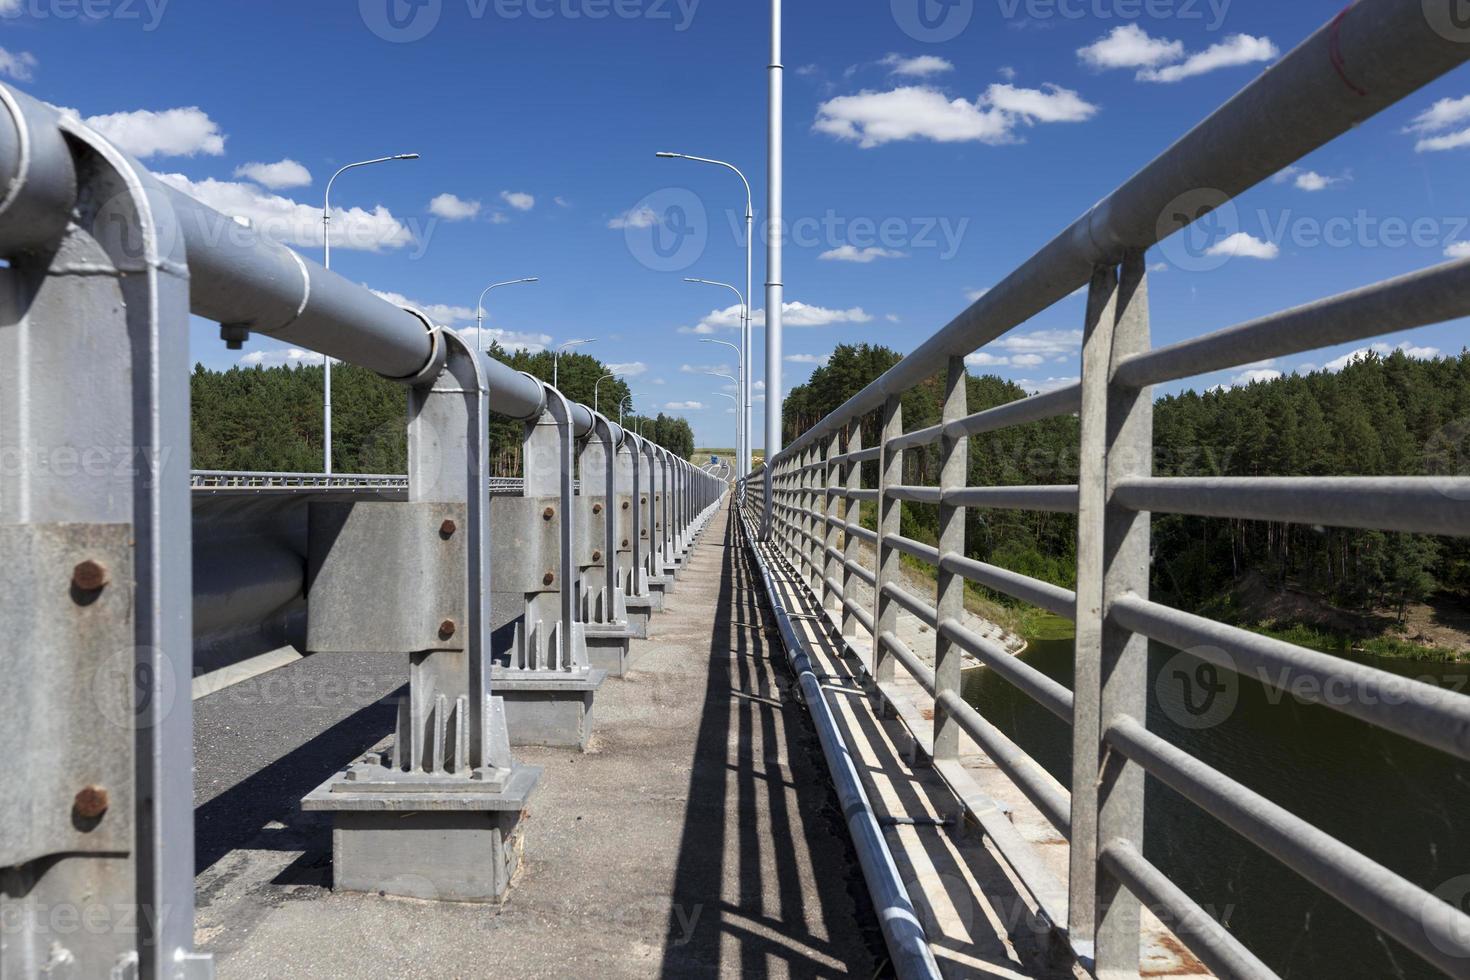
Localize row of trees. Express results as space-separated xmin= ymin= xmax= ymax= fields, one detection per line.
xmin=190 ymin=344 xmax=695 ymax=474
xmin=782 ymin=344 xmax=1470 ymax=628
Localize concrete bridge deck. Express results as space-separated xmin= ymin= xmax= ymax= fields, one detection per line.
xmin=192 ymin=504 xmax=890 ymax=978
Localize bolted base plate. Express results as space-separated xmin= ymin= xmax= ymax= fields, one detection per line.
xmin=622 ymin=597 xmax=653 ymax=639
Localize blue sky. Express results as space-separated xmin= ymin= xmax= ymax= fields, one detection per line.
xmin=4 ymin=0 xmax=1468 ymax=448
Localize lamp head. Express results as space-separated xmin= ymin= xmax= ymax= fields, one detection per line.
xmin=655 ymin=151 xmax=681 ymax=159
xmin=394 ymin=153 xmax=421 ymax=160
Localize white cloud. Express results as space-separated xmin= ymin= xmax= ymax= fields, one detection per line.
xmin=240 ymin=347 xmax=325 ymax=368
xmin=966 ymin=328 xmax=1083 ymax=368
xmin=1447 ymin=241 xmax=1470 ymax=259
xmin=880 ymin=54 xmax=954 ymax=77
xmin=786 ymin=353 xmax=832 ymax=366
xmin=1323 ymin=342 xmax=1441 ymax=373
xmin=1205 ymin=232 xmax=1280 ymax=260
xmin=678 ymin=301 xmax=873 ymax=334
xmin=666 ymin=401 xmax=705 ymax=411
xmin=1416 ymin=128 xmax=1470 ymax=153
xmin=1228 ymin=368 xmax=1284 ymax=387
xmin=368 ymin=288 xmax=476 ymax=326
xmin=429 ymin=193 xmax=482 ymax=220
xmin=608 ymin=206 xmax=658 ymax=229
xmin=1149 ymin=262 xmax=1170 ymax=273
xmin=1292 ymin=170 xmax=1349 ymax=192
xmin=814 ymin=82 xmax=1097 ymax=149
xmin=998 ymin=66 xmax=1017 ymax=81
xmin=680 ymin=362 xmax=736 ymax=376
xmin=1013 ymin=376 xmax=1081 ymax=395
xmin=819 ymin=245 xmax=906 ymax=263
xmin=489 ymin=212 xmax=511 ymax=225
xmin=965 ymin=287 xmax=990 ymax=302
xmin=554 ymin=196 xmax=572 ymax=208
xmin=0 ymin=46 xmax=38 ymax=82
xmin=77 ymin=106 xmax=226 ymax=158
xmin=456 ymin=326 xmax=554 ymax=354
xmin=234 ymin=159 xmax=312 ymax=190
xmin=1406 ymin=95 xmax=1470 ymax=134
xmin=886 ymin=313 xmax=901 ymax=323
xmin=500 ymin=190 xmax=535 ymax=211
xmin=1078 ymin=25 xmax=1184 ymax=70
xmin=605 ymin=361 xmax=648 ymax=377
xmin=154 ymin=172 xmax=414 ymax=252
xmin=1138 ymin=34 xmax=1279 ymax=84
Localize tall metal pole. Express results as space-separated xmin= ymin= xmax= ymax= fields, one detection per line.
xmin=322 ymin=152 xmax=419 ymax=475
xmin=553 ymin=338 xmax=596 ymax=390
xmin=475 ymin=277 xmax=539 ymax=351
xmin=593 ymin=371 xmax=617 ymax=414
xmin=657 ymin=153 xmax=753 ymax=484
xmin=763 ymin=0 xmax=784 ymax=538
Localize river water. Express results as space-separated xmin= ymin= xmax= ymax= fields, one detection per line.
xmin=962 ymin=633 xmax=1470 ymax=979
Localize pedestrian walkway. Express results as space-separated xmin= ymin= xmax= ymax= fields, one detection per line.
xmin=192 ymin=504 xmax=884 ymax=978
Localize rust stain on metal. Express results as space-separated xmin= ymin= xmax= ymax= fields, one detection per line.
xmin=438 ymin=620 xmax=457 ymax=640
xmin=73 ymin=785 xmax=109 ymax=821
xmin=542 ymin=571 xmax=555 ymax=587
xmin=71 ymin=559 xmax=109 ymax=592
xmin=1142 ymin=934 xmax=1209 ymax=977
xmin=542 ymin=507 xmax=555 ymax=521
xmin=439 ymin=519 xmax=457 ymax=538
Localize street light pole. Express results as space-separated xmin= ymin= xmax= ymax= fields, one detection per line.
xmin=706 ymin=373 xmax=741 ymax=461
xmin=475 ymin=277 xmax=539 ymax=350
xmin=657 ymin=151 xmax=753 ymax=484
xmin=321 ymin=152 xmax=419 ymax=475
xmin=593 ymin=372 xmax=618 ymax=415
xmin=686 ymin=281 xmax=747 ymax=479
xmin=553 ymin=338 xmax=596 ymax=391
xmin=764 ymin=0 xmax=784 ymax=539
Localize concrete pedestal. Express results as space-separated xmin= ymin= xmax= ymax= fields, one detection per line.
xmin=492 ymin=670 xmax=607 ymax=750
xmin=584 ymin=625 xmax=635 ymax=676
xmin=303 ymin=762 xmax=541 ymax=904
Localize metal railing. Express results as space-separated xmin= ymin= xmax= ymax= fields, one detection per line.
xmin=0 ymin=81 xmax=725 ymax=978
xmin=744 ymin=3 xmax=1470 ymax=976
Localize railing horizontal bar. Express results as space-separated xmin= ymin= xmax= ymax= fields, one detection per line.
xmin=845 ymin=523 xmax=878 ymax=545
xmin=1100 ymin=840 xmax=1280 ymax=980
xmin=882 ymin=631 xmax=935 ymax=694
xmin=883 ymin=533 xmax=940 ymax=566
xmin=846 ymin=489 xmax=879 ymax=503
xmin=888 ymin=424 xmax=943 ymax=453
xmin=946 ymin=485 xmax=1079 ymax=514
xmin=1114 ymin=477 xmax=1470 ymax=537
xmin=1111 ymin=595 xmax=1470 ymax=761
xmin=939 ymin=553 xmax=1076 ymax=619
xmin=952 ymin=384 xmax=1082 ymax=440
xmin=881 ymin=582 xmax=938 ymax=626
xmin=1106 ymin=715 xmax=1470 ymax=976
xmin=936 ymin=689 xmax=1071 ymax=838
xmin=888 ymin=485 xmax=942 ymax=504
xmin=937 ymin=618 xmax=1074 ymax=723
xmin=844 ymin=558 xmax=877 ymax=587
xmin=1114 ymin=256 xmax=1470 ymax=389
xmin=772 ymin=0 xmax=1470 ymax=464
xmin=843 ymin=597 xmax=874 ymax=634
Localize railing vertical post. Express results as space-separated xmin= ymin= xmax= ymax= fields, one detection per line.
xmin=823 ymin=429 xmax=843 ymax=618
xmin=1070 ymin=250 xmax=1152 ymax=973
xmin=933 ymin=356 xmax=969 ymax=762
xmin=841 ymin=423 xmax=863 ymax=637
xmin=806 ymin=444 xmax=822 ymax=593
xmin=873 ymin=394 xmax=903 ymax=691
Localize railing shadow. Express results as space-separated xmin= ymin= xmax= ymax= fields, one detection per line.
xmin=658 ymin=504 xmax=882 ymax=978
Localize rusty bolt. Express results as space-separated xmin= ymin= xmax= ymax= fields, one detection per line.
xmin=621 ymin=501 xmax=630 ymax=511
xmin=592 ymin=550 xmax=602 ymax=562
xmin=592 ymin=503 xmax=603 ymax=515
xmin=438 ymin=620 xmax=457 ymax=640
xmin=542 ymin=571 xmax=555 ymax=587
xmin=73 ymin=785 xmax=109 ymax=821
xmin=439 ymin=519 xmax=457 ymax=538
xmin=641 ymin=497 xmax=647 ymax=505
xmin=622 ymin=539 xmax=630 ymax=548
xmin=72 ymin=560 xmax=109 ymax=592
xmin=542 ymin=506 xmax=555 ymax=521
